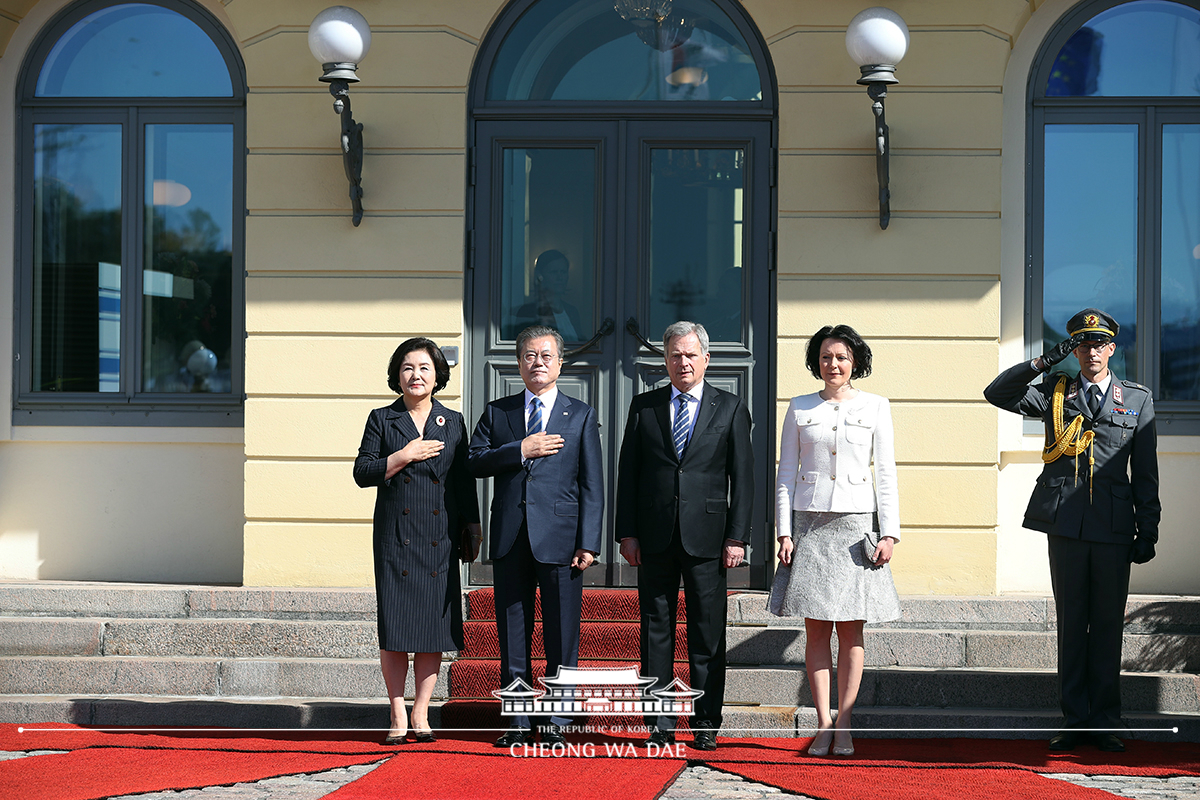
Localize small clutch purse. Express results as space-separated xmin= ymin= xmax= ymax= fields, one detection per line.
xmin=861 ymin=525 xmax=882 ymax=564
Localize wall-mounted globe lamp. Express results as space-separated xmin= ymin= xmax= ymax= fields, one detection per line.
xmin=308 ymin=6 xmax=371 ymax=226
xmin=845 ymin=7 xmax=909 ymax=230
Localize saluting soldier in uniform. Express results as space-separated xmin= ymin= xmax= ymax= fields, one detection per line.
xmin=984 ymin=308 xmax=1160 ymax=754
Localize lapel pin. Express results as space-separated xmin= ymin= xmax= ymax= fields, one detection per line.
xmin=435 ymin=415 xmax=446 ymax=427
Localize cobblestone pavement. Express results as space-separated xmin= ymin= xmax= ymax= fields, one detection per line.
xmin=5 ymin=750 xmax=1200 ymax=799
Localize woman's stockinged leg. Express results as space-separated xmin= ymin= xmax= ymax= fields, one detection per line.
xmin=805 ymin=618 xmax=836 ymax=754
xmin=379 ymin=649 xmax=410 ymax=736
xmin=833 ymin=620 xmax=865 ymax=753
xmin=410 ymin=652 xmax=441 ymax=732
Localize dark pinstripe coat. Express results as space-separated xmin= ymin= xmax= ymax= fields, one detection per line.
xmin=354 ymin=397 xmax=480 ymax=652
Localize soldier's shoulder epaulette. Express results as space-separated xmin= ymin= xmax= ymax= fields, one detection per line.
xmin=1120 ymin=379 xmax=1150 ymax=393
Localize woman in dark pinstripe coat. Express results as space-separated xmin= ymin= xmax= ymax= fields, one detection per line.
xmin=354 ymin=338 xmax=480 ymax=744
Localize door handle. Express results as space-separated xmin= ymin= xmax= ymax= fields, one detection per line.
xmin=625 ymin=317 xmax=664 ymax=356
xmin=564 ymin=317 xmax=615 ymax=360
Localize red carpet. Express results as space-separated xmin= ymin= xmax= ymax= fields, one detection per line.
xmin=322 ymin=751 xmax=685 ymax=800
xmin=719 ymin=763 xmax=1122 ymax=800
xmin=465 ymin=588 xmax=684 ymax=622
xmin=0 ymin=747 xmax=387 ymax=800
xmin=699 ymin=736 xmax=1200 ymax=777
xmin=5 ymin=725 xmax=1198 ymax=800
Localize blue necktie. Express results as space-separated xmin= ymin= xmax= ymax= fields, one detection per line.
xmin=673 ymin=395 xmax=691 ymax=458
xmin=527 ymin=397 xmax=543 ymax=436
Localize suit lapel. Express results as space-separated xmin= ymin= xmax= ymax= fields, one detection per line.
xmin=507 ymin=392 xmax=528 ymax=443
xmin=653 ymin=387 xmax=678 ymax=463
xmin=387 ymin=399 xmax=421 ymax=441
xmin=544 ymin=392 xmax=573 ymax=434
xmin=681 ymin=383 xmax=719 ymax=465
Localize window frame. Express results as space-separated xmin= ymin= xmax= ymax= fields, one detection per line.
xmin=1027 ymin=0 xmax=1200 ymax=434
xmin=13 ymin=0 xmax=246 ymax=427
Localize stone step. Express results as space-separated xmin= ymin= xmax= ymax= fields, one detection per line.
xmin=7 ymin=616 xmax=1196 ymax=674
xmin=0 ymin=655 xmax=449 ymax=699
xmin=0 ymin=617 xmax=382 ymax=659
xmin=0 ymin=695 xmax=1195 ymax=742
xmin=5 ymin=582 xmax=1199 ymax=634
xmin=0 ymin=583 xmax=377 ymax=621
xmin=733 ymin=593 xmax=1200 ymax=634
xmin=726 ymin=666 xmax=1200 ymax=713
xmin=726 ymin=626 xmax=1200 ymax=672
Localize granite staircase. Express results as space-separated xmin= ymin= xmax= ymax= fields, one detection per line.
xmin=1 ymin=582 xmax=1198 ymax=741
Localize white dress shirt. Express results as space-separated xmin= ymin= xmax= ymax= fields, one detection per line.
xmin=774 ymin=390 xmax=900 ymax=541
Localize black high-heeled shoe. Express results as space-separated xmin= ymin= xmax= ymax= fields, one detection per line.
xmin=383 ymin=731 xmax=409 ymax=745
xmin=413 ymin=729 xmax=436 ymax=743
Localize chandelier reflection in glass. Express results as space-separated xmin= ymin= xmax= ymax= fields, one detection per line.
xmin=614 ymin=0 xmax=694 ymax=52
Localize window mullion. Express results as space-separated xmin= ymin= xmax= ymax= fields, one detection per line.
xmin=124 ymin=106 xmax=142 ymax=403
xmin=1141 ymin=107 xmax=1160 ymax=395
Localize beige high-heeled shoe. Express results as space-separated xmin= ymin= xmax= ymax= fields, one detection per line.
xmin=831 ymin=731 xmax=854 ymax=756
xmin=807 ymin=728 xmax=834 ymax=756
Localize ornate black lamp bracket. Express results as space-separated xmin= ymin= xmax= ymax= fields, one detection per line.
xmin=328 ymin=77 xmax=365 ymax=227
xmin=867 ymin=81 xmax=891 ymax=231
xmin=626 ymin=317 xmax=665 ymax=356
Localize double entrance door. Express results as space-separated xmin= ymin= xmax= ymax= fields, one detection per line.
xmin=467 ymin=117 xmax=775 ymax=587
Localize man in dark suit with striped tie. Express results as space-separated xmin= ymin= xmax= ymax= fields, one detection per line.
xmin=469 ymin=325 xmax=604 ymax=747
xmin=616 ymin=321 xmax=754 ymax=751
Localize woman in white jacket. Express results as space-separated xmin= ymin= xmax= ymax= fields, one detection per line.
xmin=768 ymin=324 xmax=901 ymax=757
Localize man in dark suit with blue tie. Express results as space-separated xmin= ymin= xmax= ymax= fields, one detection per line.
xmin=616 ymin=321 xmax=754 ymax=751
xmin=469 ymin=325 xmax=604 ymax=747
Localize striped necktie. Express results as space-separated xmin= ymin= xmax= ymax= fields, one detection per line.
xmin=527 ymin=397 xmax=543 ymax=436
xmin=673 ymin=395 xmax=691 ymax=458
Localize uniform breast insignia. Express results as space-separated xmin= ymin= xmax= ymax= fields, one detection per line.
xmin=1111 ymin=407 xmax=1138 ymax=417
xmin=1112 ymin=384 xmax=1124 ymax=404
xmin=1066 ymin=381 xmax=1079 ymax=401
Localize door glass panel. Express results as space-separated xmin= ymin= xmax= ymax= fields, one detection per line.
xmin=1043 ymin=124 xmax=1138 ymax=377
xmin=1044 ymin=1 xmax=1200 ymax=97
xmin=1161 ymin=124 xmax=1200 ymax=401
xmin=647 ymin=148 xmax=744 ymax=342
xmin=142 ymin=124 xmax=234 ymax=393
xmin=32 ymin=123 xmax=123 ymax=392
xmin=498 ymin=148 xmax=597 ymax=343
xmin=36 ymin=3 xmax=233 ymax=97
xmin=488 ymin=0 xmax=762 ymax=101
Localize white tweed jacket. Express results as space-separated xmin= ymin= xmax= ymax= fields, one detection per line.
xmin=774 ymin=390 xmax=900 ymax=541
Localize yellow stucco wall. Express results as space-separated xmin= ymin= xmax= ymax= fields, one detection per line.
xmin=234 ymin=1 xmax=491 ymax=585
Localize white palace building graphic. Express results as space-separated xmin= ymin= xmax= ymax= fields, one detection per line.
xmin=492 ymin=666 xmax=703 ymax=717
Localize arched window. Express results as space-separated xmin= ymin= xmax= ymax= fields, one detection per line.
xmin=1030 ymin=0 xmax=1200 ymax=427
xmin=15 ymin=0 xmax=245 ymax=425
xmin=485 ymin=0 xmax=764 ymax=101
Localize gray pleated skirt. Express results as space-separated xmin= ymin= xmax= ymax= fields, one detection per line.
xmin=768 ymin=510 xmax=901 ymax=624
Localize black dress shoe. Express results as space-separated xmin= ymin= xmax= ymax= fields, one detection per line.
xmin=540 ymin=724 xmax=566 ymax=745
xmin=413 ymin=729 xmax=436 ymax=744
xmin=495 ymin=727 xmax=532 ymax=747
xmin=1091 ymin=733 xmax=1125 ymax=752
xmin=1048 ymin=731 xmax=1082 ymax=751
xmin=646 ymin=726 xmax=676 ymax=746
xmin=690 ymin=728 xmax=717 ymax=751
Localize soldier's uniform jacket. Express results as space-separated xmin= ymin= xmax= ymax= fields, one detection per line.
xmin=984 ymin=361 xmax=1160 ymax=545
